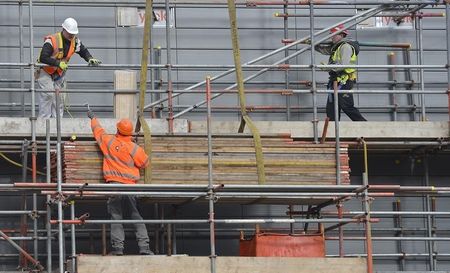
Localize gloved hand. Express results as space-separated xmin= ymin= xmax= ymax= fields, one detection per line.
xmin=58 ymin=61 xmax=68 ymax=71
xmin=87 ymin=110 xmax=95 ymax=119
xmin=302 ymin=38 xmax=311 ymax=45
xmin=88 ymin=58 xmax=102 ymax=66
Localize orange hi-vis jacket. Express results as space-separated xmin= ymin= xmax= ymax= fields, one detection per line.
xmin=41 ymin=32 xmax=75 ymax=76
xmin=91 ymin=118 xmax=149 ymax=184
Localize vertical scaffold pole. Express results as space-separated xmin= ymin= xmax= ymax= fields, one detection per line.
xmin=418 ymin=15 xmax=426 ymax=121
xmin=55 ymin=53 xmax=65 ymax=273
xmin=333 ymin=81 xmax=341 ymax=185
xmin=28 ymin=0 xmax=39 ymax=263
xmin=165 ymin=0 xmax=174 ymax=133
xmin=46 ymin=119 xmax=52 ymax=273
xmin=283 ymin=0 xmax=291 ymax=121
xmin=19 ymin=1 xmax=25 ymax=116
xmin=446 ymin=1 xmax=450 ymax=120
xmin=206 ymin=76 xmax=217 ymax=273
xmin=70 ymin=202 xmax=76 ymax=272
xmin=309 ymin=1 xmax=319 ymax=143
xmin=424 ymin=155 xmax=436 ymax=270
xmin=362 ymin=140 xmax=373 ymax=273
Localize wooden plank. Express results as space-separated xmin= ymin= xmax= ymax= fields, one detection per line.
xmin=77 ymin=256 xmax=367 ymax=273
xmin=53 ymin=136 xmax=351 ymax=185
xmin=114 ymin=70 xmax=137 ymax=120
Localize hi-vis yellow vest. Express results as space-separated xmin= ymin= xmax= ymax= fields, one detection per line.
xmin=330 ymin=42 xmax=357 ymax=84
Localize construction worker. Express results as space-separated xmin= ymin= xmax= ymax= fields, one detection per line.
xmin=314 ymin=24 xmax=367 ymax=121
xmin=87 ymin=110 xmax=153 ymax=256
xmin=37 ymin=18 xmax=101 ymax=118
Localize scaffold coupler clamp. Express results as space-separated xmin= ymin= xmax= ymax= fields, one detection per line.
xmin=30 ymin=262 xmax=45 ymax=272
xmin=76 ymin=213 xmax=90 ymax=225
xmin=356 ymin=137 xmax=364 ymax=148
xmin=246 ymin=1 xmax=257 ymax=7
xmin=77 ymin=182 xmax=88 ymax=198
xmin=47 ymin=192 xmax=69 ymax=207
xmin=206 ymin=189 xmax=220 ymax=203
xmin=29 ymin=210 xmax=40 ymax=220
xmin=206 ymin=184 xmax=223 ymax=203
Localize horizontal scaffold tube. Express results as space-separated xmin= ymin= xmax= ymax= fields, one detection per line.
xmin=14 ymin=183 xmax=450 ymax=193
xmin=0 ymin=0 xmax=444 ymax=5
xmin=50 ymin=217 xmax=378 ymax=225
xmin=40 ymin=190 xmax=394 ymax=198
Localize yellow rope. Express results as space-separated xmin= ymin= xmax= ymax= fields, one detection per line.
xmin=0 ymin=152 xmax=45 ymax=176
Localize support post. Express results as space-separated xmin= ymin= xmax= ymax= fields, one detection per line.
xmin=418 ymin=15 xmax=426 ymax=121
xmin=424 ymin=155 xmax=436 ymax=270
xmin=446 ymin=2 xmax=450 ymax=121
xmin=362 ymin=140 xmax=373 ymax=273
xmin=20 ymin=140 xmax=29 ymax=269
xmin=337 ymin=202 xmax=344 ymax=257
xmin=55 ymin=81 xmax=65 ymax=273
xmin=46 ymin=119 xmax=52 ymax=272
xmin=165 ymin=0 xmax=174 ymax=133
xmin=70 ymin=202 xmax=76 ymax=272
xmin=393 ymin=199 xmax=405 ymax=270
xmin=388 ymin=52 xmax=397 ymax=121
xmin=333 ymin=81 xmax=341 ymax=185
xmin=309 ymin=0 xmax=319 ymax=142
xmin=206 ymin=76 xmax=217 ymax=273
xmin=283 ymin=0 xmax=291 ymax=121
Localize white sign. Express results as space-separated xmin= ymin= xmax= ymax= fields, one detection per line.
xmin=137 ymin=8 xmax=175 ymax=28
xmin=357 ymin=11 xmax=414 ymax=29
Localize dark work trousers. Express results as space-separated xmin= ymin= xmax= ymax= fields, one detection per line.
xmin=107 ymin=193 xmax=150 ymax=251
xmin=326 ymin=80 xmax=367 ymax=121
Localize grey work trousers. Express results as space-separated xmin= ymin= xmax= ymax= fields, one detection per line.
xmin=107 ymin=194 xmax=150 ymax=251
xmin=36 ymin=69 xmax=66 ymax=118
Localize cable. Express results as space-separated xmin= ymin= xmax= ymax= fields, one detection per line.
xmin=62 ymin=88 xmax=75 ymax=118
xmin=0 ymin=152 xmax=45 ymax=176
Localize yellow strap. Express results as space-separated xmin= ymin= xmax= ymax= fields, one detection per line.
xmin=136 ymin=0 xmax=153 ymax=183
xmin=227 ymin=0 xmax=266 ymax=184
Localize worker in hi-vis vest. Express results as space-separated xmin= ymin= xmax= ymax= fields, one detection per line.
xmin=87 ymin=109 xmax=154 ymax=256
xmin=314 ymin=24 xmax=367 ymax=121
xmin=37 ymin=18 xmax=101 ymax=118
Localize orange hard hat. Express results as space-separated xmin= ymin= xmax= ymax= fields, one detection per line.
xmin=116 ymin=119 xmax=133 ymax=136
xmin=330 ymin=24 xmax=349 ymax=36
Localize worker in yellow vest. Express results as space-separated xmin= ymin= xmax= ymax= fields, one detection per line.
xmin=314 ymin=24 xmax=367 ymax=121
xmin=37 ymin=17 xmax=101 ymax=118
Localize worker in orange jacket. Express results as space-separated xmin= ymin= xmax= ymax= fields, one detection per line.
xmin=88 ymin=110 xmax=153 ymax=255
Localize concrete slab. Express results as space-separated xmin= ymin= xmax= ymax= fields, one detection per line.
xmin=190 ymin=121 xmax=449 ymax=139
xmin=300 ymin=121 xmax=450 ymax=139
xmin=1 ymin=118 xmax=448 ymax=139
xmin=0 ymin=117 xmax=189 ymax=138
xmin=77 ymin=255 xmax=367 ymax=273
xmin=189 ymin=120 xmax=300 ymax=135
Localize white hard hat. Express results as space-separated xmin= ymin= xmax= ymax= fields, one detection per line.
xmin=62 ymin=18 xmax=79 ymax=35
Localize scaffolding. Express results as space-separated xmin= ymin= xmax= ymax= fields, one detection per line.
xmin=0 ymin=0 xmax=449 ymax=273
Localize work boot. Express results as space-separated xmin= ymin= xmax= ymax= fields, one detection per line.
xmin=139 ymin=246 xmax=154 ymax=255
xmin=110 ymin=248 xmax=124 ymax=256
